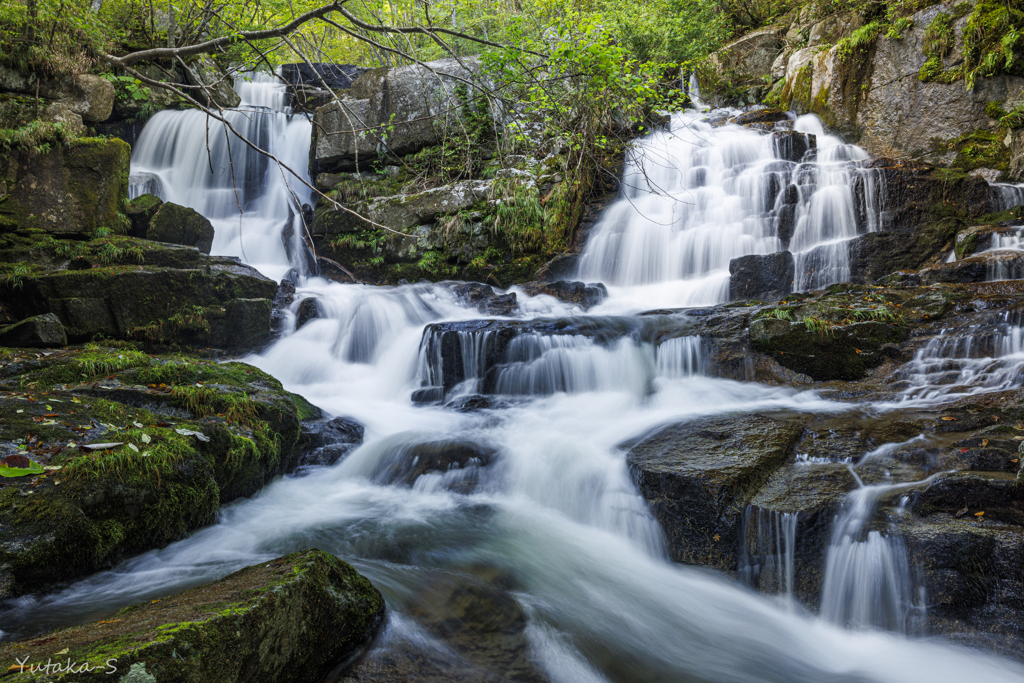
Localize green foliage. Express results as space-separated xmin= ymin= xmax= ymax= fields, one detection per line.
xmin=130 ymin=305 xmax=210 ymax=343
xmin=756 ymin=307 xmax=795 ymax=321
xmin=0 ymin=265 xmax=30 ymax=291
xmin=986 ymin=101 xmax=1008 ymax=119
xmin=836 ymin=21 xmax=884 ymax=61
xmin=0 ymin=120 xmax=73 ymax=154
xmin=75 ymin=346 xmax=151 ymax=377
xmin=962 ymin=0 xmax=1024 ymax=91
xmin=1002 ymin=104 xmax=1024 ymax=129
xmin=490 ymin=177 xmax=545 ymax=254
xmin=923 ymin=12 xmax=955 ymax=60
xmin=886 ymin=17 xmax=913 ymax=40
xmin=415 ymin=250 xmax=457 ymax=279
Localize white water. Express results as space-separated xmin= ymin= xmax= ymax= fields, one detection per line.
xmin=5 ymin=86 xmax=1024 ymax=682
xmin=128 ymin=71 xmax=313 ymax=281
xmin=577 ymin=111 xmax=885 ymax=312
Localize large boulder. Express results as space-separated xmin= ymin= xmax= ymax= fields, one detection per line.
xmin=0 ymin=550 xmax=385 ymax=683
xmin=0 ymin=137 xmax=130 ymax=236
xmin=729 ymin=252 xmax=794 ymax=301
xmin=311 ymin=58 xmax=485 ymax=173
xmin=626 ymin=414 xmax=805 ymax=569
xmin=71 ymin=73 xmax=115 ymax=123
xmin=147 ymin=202 xmax=217 ymax=254
xmin=0 ymin=313 xmax=66 ymax=348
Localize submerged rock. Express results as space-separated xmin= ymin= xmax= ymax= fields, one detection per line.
xmin=299 ymin=416 xmax=364 ymax=467
xmin=0 ymin=549 xmax=385 ymax=683
xmin=371 ymin=439 xmax=497 ymax=493
xmin=519 ymin=280 xmax=608 ymax=309
xmin=627 ymin=414 xmax=805 ymax=570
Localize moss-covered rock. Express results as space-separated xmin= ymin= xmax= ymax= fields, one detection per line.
xmin=147 ymin=203 xmax=216 ymax=254
xmin=0 ymin=313 xmax=66 ymax=348
xmin=0 ymin=346 xmax=315 ymax=599
xmin=0 ymin=549 xmax=385 ymax=683
xmin=125 ymin=193 xmax=164 ymax=237
xmin=0 ymin=138 xmax=130 ymax=236
xmin=2 ymin=239 xmax=276 ymax=351
xmin=626 ymin=414 xmax=805 ymax=570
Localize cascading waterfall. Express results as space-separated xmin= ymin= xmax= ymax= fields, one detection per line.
xmin=128 ymin=70 xmax=314 ymax=281
xmin=576 ymin=111 xmax=886 ymax=309
xmin=899 ymin=313 xmax=1024 ymax=401
xmin=9 ymin=91 xmax=1024 ymax=683
xmin=819 ymin=479 xmax=925 ymax=634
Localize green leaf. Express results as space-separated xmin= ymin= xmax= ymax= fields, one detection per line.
xmin=0 ymin=459 xmax=45 ymax=477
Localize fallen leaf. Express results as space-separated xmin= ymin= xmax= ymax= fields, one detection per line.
xmin=981 ymin=439 xmax=989 ymax=448
xmin=80 ymin=442 xmax=125 ymax=452
xmin=151 ymin=599 xmax=161 ymax=603
xmin=141 ymin=433 xmax=152 ymax=444
xmin=955 ymin=506 xmax=969 ymax=518
xmin=713 ymin=534 xmax=720 ymax=542
xmin=16 ymin=409 xmax=23 ymax=414
xmin=44 ymin=413 xmax=58 ymax=418
xmin=128 ymin=443 xmax=139 ymax=452
xmin=56 ymin=648 xmax=68 ymax=655
xmin=1011 ymin=459 xmax=1019 ymax=463
xmin=98 ymin=619 xmax=121 ymax=624
xmin=941 ymin=416 xmax=956 ymax=421
xmin=975 ymin=511 xmax=985 ymax=517
xmin=959 ymin=448 xmax=969 ymax=454
xmin=854 ymin=349 xmax=861 ymax=354
xmin=133 ymin=421 xmax=143 ymax=429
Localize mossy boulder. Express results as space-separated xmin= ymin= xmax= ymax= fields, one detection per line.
xmin=626 ymin=414 xmax=805 ymax=570
xmin=0 ymin=347 xmax=316 ymax=599
xmin=0 ymin=313 xmax=66 ymax=348
xmin=0 ymin=549 xmax=385 ymax=683
xmin=125 ymin=193 xmax=164 ymax=237
xmin=147 ymin=203 xmax=216 ymax=254
xmin=0 ymin=138 xmax=130 ymax=236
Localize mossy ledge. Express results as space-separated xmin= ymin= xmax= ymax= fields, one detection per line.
xmin=0 ymin=345 xmax=323 ymax=600
xmin=0 ymin=549 xmax=385 ymax=683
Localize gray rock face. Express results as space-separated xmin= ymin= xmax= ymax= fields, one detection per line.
xmin=0 ymin=313 xmax=67 ymax=348
xmin=729 ymin=252 xmax=794 ymax=301
xmin=627 ymin=414 xmax=805 ymax=570
xmin=71 ymin=73 xmax=115 ymax=122
xmin=710 ymin=28 xmax=785 ymax=84
xmin=185 ymin=55 xmax=241 ymax=109
xmin=312 ymin=58 xmax=484 ymax=172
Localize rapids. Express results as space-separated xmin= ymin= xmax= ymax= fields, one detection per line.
xmin=3 ymin=77 xmax=1024 ymax=683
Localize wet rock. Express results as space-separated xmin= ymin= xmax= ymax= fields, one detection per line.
xmin=0 ymin=549 xmax=385 ymax=683
xmin=147 ymin=202 xmax=217 ymax=254
xmin=729 ymin=252 xmax=794 ymax=302
xmin=125 ymin=193 xmax=164 ymax=237
xmin=0 ymin=137 xmax=131 ymax=236
xmin=770 ymin=131 xmax=815 ymax=162
xmin=950 ymin=436 xmax=1021 ymax=474
xmin=185 ymin=54 xmax=241 ymax=108
xmin=270 ymin=278 xmax=297 ymax=334
xmin=920 ymin=251 xmax=1024 ymax=285
xmin=732 ymin=107 xmax=790 ymax=126
xmin=412 ymin=386 xmax=445 ymax=404
xmin=0 ymin=313 xmax=67 ymax=348
xmin=908 ymin=471 xmax=1024 ymax=527
xmin=955 ymin=224 xmax=1022 ymax=259
xmin=444 ymin=395 xmax=510 ymax=412
xmin=627 ymin=414 xmax=804 ymax=570
xmin=744 ymin=463 xmax=858 ymax=605
xmin=450 ymin=282 xmax=519 ymax=316
xmin=372 ymin=440 xmax=497 ymax=493
xmin=299 ymin=416 xmax=364 ymax=467
xmin=520 ymin=280 xmax=608 ymax=309
xmin=296 ymin=297 xmax=323 ymax=329
xmin=750 ymin=316 xmax=907 ymax=381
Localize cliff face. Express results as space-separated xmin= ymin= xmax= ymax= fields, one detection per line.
xmin=704 ymin=0 xmax=1024 ymax=182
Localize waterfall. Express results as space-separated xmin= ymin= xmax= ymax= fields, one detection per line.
xmin=819 ymin=483 xmax=924 ymax=633
xmin=576 ymin=111 xmax=886 ymax=308
xmin=128 ymin=70 xmax=314 ymax=281
xmin=738 ymin=507 xmax=799 ymax=604
xmin=899 ymin=313 xmax=1024 ymax=400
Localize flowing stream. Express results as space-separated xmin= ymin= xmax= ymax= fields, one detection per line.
xmin=4 ymin=81 xmax=1024 ymax=682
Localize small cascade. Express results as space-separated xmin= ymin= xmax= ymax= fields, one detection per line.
xmin=990 ymin=183 xmax=1024 ymax=212
xmin=989 ymin=227 xmax=1024 ymax=251
xmin=575 ymin=111 xmax=887 ymax=307
xmin=738 ymin=507 xmax=799 ymax=605
xmin=128 ymin=70 xmax=313 ymax=280
xmin=654 ymin=335 xmax=706 ymax=378
xmin=819 ymin=483 xmax=925 ymax=634
xmin=900 ymin=314 xmax=1024 ymax=400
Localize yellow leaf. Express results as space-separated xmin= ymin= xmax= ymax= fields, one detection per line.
xmin=981 ymin=439 xmax=989 ymax=448
xmin=941 ymin=416 xmax=956 ymax=421
xmin=974 ymin=511 xmax=985 ymax=517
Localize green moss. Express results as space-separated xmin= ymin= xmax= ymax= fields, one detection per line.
xmin=962 ymin=0 xmax=1024 ymax=90
xmin=948 ymin=128 xmax=1010 ymax=174
xmin=836 ymin=21 xmax=884 ymax=61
